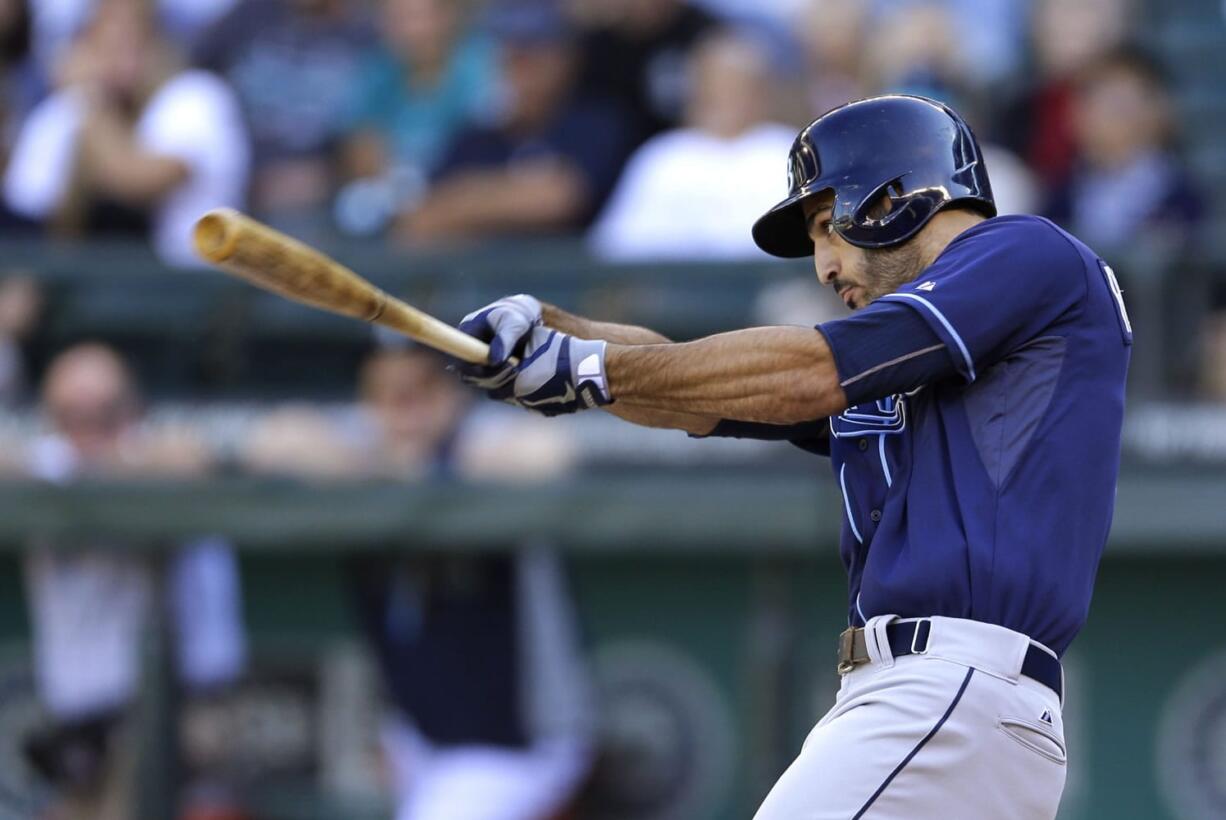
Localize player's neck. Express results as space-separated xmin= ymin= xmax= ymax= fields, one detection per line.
xmin=915 ymin=209 xmax=988 ymax=269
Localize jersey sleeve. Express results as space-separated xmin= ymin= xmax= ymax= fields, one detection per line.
xmin=817 ymin=301 xmax=958 ymax=406
xmin=874 ymin=217 xmax=1087 ymax=383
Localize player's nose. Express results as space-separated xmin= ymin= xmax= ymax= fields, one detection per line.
xmin=812 ymin=244 xmax=840 ymax=286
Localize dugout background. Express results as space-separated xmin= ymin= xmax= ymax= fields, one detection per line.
xmin=0 ymin=437 xmax=1223 ymax=820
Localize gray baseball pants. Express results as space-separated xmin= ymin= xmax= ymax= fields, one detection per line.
xmin=754 ymin=616 xmax=1067 ymax=820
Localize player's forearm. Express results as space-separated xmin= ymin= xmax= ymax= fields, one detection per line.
xmin=606 ymin=326 xmax=847 ymax=424
xmin=542 ymin=303 xmax=671 ymax=345
xmin=541 ymin=304 xmax=718 ymax=431
xmin=602 ymin=403 xmax=719 ymax=434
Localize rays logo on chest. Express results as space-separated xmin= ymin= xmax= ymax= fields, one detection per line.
xmin=831 ymin=394 xmax=908 ymax=438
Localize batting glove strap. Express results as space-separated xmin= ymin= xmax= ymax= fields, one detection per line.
xmin=504 ymin=329 xmax=611 ymax=416
xmin=568 ymin=337 xmax=613 ymax=409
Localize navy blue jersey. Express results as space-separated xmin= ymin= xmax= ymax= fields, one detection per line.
xmin=813 ymin=215 xmax=1132 ymax=656
xmin=708 ymin=215 xmax=1130 ymax=657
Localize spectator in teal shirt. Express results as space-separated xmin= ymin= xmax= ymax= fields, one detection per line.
xmin=338 ymin=0 xmax=497 ymax=235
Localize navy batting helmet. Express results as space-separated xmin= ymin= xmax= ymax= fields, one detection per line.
xmin=752 ymin=95 xmax=995 ymax=257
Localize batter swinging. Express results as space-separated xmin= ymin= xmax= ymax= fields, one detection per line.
xmin=455 ymin=95 xmax=1131 ymax=819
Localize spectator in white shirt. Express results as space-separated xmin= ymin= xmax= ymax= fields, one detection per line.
xmin=589 ymin=29 xmax=796 ymax=261
xmin=4 ymin=0 xmax=248 ymax=266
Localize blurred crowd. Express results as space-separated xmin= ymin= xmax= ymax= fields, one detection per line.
xmin=0 ymin=0 xmax=1219 ymax=393
xmin=0 ymin=0 xmax=1211 ymax=256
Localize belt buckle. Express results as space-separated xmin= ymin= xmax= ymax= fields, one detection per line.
xmin=837 ymin=627 xmax=856 ymax=674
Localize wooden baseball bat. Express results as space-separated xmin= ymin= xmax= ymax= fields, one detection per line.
xmin=192 ymin=208 xmax=491 ymax=364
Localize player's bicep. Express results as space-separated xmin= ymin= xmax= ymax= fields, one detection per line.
xmin=818 ymin=302 xmax=960 ymax=406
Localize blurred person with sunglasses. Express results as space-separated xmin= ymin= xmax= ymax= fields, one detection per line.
xmin=21 ymin=343 xmax=246 ymax=820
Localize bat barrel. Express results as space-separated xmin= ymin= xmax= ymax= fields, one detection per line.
xmin=191 ymin=208 xmax=494 ymax=365
xmin=193 ymin=209 xmax=242 ymax=264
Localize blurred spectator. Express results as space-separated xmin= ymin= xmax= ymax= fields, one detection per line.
xmin=1203 ymin=312 xmax=1226 ymax=402
xmin=155 ymin=0 xmax=240 ymax=46
xmin=571 ymin=0 xmax=717 ymax=148
xmin=790 ymin=0 xmax=870 ymax=121
xmin=395 ymin=1 xmax=630 ymax=243
xmin=336 ymin=0 xmax=496 ymax=237
xmin=590 ymin=29 xmax=795 ymax=261
xmin=3 ymin=0 xmax=248 ymax=266
xmin=1045 ymin=47 xmax=1205 ymax=251
xmin=998 ymin=0 xmax=1133 ymax=190
xmin=694 ymin=0 xmax=815 ymax=29
xmin=870 ymin=0 xmax=1028 ymax=88
xmin=0 ymin=0 xmax=36 ymax=150
xmin=30 ymin=0 xmax=236 ymax=73
xmin=21 ymin=343 xmax=246 ymax=819
xmin=243 ymin=344 xmax=591 ymax=820
xmin=1196 ymin=311 xmax=1226 ymax=402
xmin=864 ymin=2 xmax=965 ymax=103
xmin=0 ymin=272 xmax=41 ymax=404
xmin=849 ymin=2 xmax=1037 ymax=216
xmin=1046 ymin=47 xmax=1205 ymax=396
xmin=195 ymin=0 xmax=373 ymax=237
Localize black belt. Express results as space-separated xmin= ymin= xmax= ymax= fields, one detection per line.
xmin=838 ymin=620 xmax=1063 ymax=700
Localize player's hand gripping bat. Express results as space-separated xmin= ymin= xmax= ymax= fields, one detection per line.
xmin=192 ymin=208 xmax=492 ymax=364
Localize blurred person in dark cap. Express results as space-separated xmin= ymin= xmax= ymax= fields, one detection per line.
xmin=394 ymin=0 xmax=631 ymax=243
xmin=194 ymin=0 xmax=374 ymax=238
xmin=351 ymin=347 xmax=592 ymax=820
xmin=570 ymin=0 xmax=716 ymax=149
xmin=242 ymin=342 xmax=592 ymax=820
xmin=3 ymin=0 xmax=248 ymax=266
xmin=21 ymin=342 xmax=246 ymax=820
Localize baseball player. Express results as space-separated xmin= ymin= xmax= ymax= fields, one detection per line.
xmin=455 ymin=95 xmax=1131 ymax=819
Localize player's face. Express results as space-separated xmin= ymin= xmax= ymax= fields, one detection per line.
xmin=803 ymin=194 xmax=925 ymax=310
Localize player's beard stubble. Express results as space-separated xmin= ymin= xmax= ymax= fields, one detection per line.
xmin=854 ymin=241 xmax=926 ymax=308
